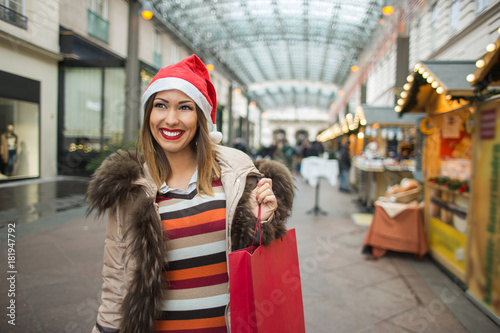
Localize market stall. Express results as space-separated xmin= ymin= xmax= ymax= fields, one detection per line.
xmin=397 ymin=60 xmax=477 ymax=285
xmin=466 ymin=35 xmax=500 ymax=324
xmin=350 ymin=105 xmax=424 ymax=208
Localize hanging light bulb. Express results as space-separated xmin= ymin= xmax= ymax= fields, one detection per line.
xmin=141 ymin=2 xmax=154 ymax=20
xmin=403 ymin=83 xmax=411 ymax=90
xmin=476 ymin=59 xmax=485 ymax=68
xmin=436 ymin=87 xmax=444 ymax=94
xmin=407 ymin=75 xmax=414 ymax=82
xmin=382 ymin=6 xmax=394 ymax=16
xmin=395 ymin=106 xmax=402 ymax=112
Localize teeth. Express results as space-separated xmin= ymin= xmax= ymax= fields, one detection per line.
xmin=162 ymin=130 xmax=182 ymax=137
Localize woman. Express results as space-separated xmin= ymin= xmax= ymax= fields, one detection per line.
xmin=87 ymin=55 xmax=294 ymax=333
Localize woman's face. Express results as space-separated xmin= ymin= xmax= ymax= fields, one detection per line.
xmin=149 ymin=89 xmax=198 ymax=158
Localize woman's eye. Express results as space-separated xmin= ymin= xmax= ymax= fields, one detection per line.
xmin=180 ymin=105 xmax=194 ymax=111
xmin=154 ymin=102 xmax=167 ymax=109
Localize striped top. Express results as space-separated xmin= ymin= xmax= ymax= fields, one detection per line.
xmin=155 ymin=180 xmax=228 ymax=333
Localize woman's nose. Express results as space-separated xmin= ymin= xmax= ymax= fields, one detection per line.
xmin=164 ymin=110 xmax=179 ymax=126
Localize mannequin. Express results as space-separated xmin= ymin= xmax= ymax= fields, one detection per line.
xmin=0 ymin=124 xmax=18 ymax=176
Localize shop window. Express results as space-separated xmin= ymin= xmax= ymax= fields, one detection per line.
xmin=140 ymin=67 xmax=156 ymax=96
xmin=0 ymin=0 xmax=27 ymax=29
xmin=0 ymin=97 xmax=40 ymax=180
xmin=60 ymin=67 xmax=125 ymax=175
xmin=88 ymin=0 xmax=109 ymax=43
xmin=450 ymin=0 xmax=460 ymax=34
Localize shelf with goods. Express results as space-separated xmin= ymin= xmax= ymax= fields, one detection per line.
xmin=425 ymin=179 xmax=470 ymax=282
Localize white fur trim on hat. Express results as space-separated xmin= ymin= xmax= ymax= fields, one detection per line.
xmin=142 ymin=77 xmax=223 ymax=143
xmin=142 ymin=77 xmax=213 ymax=124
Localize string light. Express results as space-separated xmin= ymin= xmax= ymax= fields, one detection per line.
xmin=486 ymin=43 xmax=496 ymax=52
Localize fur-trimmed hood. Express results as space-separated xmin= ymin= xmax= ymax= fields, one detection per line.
xmin=87 ymin=147 xmax=294 ymax=333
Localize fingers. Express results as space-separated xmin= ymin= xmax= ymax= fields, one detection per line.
xmin=255 ymin=178 xmax=273 ymax=204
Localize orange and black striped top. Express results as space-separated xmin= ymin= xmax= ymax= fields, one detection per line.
xmin=155 ymin=180 xmax=228 ymax=333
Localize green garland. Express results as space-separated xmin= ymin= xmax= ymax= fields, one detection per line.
xmin=400 ymin=74 xmax=427 ymax=116
xmin=428 ymin=177 xmax=469 ymax=193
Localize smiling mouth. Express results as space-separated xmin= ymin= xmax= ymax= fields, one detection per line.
xmin=160 ymin=129 xmax=185 ymax=140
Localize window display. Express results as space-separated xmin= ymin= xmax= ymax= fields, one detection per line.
xmin=0 ymin=97 xmax=40 ymax=180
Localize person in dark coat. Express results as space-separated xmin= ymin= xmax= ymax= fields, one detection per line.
xmin=338 ymin=141 xmax=351 ymax=192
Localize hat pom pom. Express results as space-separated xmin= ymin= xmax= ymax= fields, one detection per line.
xmin=209 ymin=131 xmax=223 ymax=144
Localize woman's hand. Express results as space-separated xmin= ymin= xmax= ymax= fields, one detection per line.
xmin=250 ymin=178 xmax=277 ymax=223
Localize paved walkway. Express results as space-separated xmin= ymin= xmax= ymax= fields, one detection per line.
xmin=0 ymin=176 xmax=499 ymax=332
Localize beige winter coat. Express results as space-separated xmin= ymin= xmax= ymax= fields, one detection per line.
xmin=87 ymin=145 xmax=294 ymax=333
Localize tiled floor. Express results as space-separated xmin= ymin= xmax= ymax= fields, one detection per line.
xmin=0 ymin=176 xmax=499 ymax=332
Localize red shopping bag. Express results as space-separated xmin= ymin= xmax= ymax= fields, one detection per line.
xmin=229 ymin=223 xmax=305 ymax=333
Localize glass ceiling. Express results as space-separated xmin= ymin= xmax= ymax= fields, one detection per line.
xmin=148 ymin=0 xmax=386 ymax=114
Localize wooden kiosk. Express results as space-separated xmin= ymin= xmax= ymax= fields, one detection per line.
xmin=398 ymin=60 xmax=477 ymax=283
xmin=466 ymin=35 xmax=500 ymax=324
xmin=350 ymin=106 xmax=424 ymax=208
xmin=399 ymin=56 xmax=500 ymax=324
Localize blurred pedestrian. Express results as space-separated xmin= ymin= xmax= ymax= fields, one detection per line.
xmin=338 ymin=140 xmax=351 ymax=192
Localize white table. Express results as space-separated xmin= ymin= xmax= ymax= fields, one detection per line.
xmin=300 ymin=157 xmax=339 ymax=215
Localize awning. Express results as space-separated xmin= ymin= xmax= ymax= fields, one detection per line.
xmin=317 ymin=105 xmax=424 ymax=142
xmin=361 ymin=105 xmax=424 ymax=126
xmin=470 ymin=34 xmax=500 ymax=89
xmin=396 ymin=60 xmax=476 ymax=115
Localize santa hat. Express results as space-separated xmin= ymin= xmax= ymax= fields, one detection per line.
xmin=142 ymin=54 xmax=223 ymax=143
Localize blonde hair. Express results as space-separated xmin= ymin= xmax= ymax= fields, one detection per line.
xmin=139 ymin=94 xmax=221 ymax=196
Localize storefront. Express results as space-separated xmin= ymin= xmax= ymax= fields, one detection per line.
xmin=58 ymin=29 xmax=126 ymax=176
xmin=0 ymin=71 xmax=40 ymax=180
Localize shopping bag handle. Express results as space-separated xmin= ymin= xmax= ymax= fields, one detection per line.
xmin=251 ymin=204 xmax=262 ymax=250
